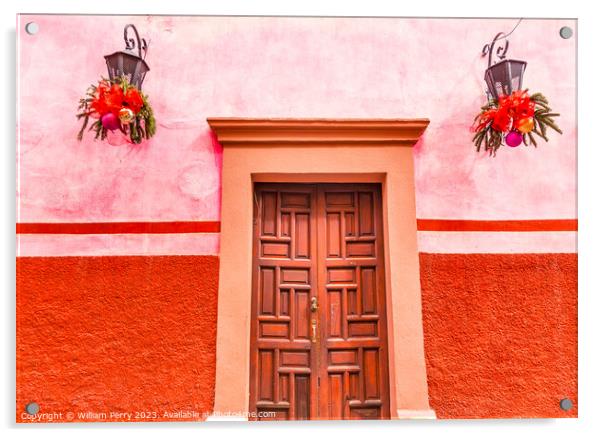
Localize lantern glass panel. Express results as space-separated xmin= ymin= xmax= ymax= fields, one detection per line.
xmin=104 ymin=51 xmax=150 ymax=89
xmin=509 ymin=60 xmax=526 ymax=92
xmin=484 ymin=59 xmax=527 ymax=100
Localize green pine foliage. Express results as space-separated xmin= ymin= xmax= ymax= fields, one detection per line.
xmin=524 ymin=93 xmax=562 ymax=146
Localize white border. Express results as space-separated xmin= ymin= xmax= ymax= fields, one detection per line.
xmin=4 ymin=1 xmax=600 ymax=437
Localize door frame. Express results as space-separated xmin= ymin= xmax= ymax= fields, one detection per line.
xmin=207 ymin=118 xmax=435 ymax=420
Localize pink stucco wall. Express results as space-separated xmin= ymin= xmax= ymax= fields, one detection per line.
xmin=17 ymin=15 xmax=576 ymax=254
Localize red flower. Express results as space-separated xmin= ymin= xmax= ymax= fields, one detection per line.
xmin=91 ymin=81 xmax=122 ymax=117
xmin=474 ymin=90 xmax=535 ymax=133
xmin=90 ymin=81 xmax=111 ymax=117
xmin=106 ymin=84 xmax=126 ymax=114
xmin=512 ymin=99 xmax=535 ymax=130
xmin=491 ymin=106 xmax=511 ymax=132
xmin=90 ymin=80 xmax=144 ymax=118
xmin=124 ymin=88 xmax=144 ymax=114
xmin=498 ymin=90 xmax=535 ymax=130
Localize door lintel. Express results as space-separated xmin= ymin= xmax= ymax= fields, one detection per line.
xmin=207 ymin=118 xmax=429 ymax=147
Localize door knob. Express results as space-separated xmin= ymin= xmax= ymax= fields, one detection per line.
xmin=310 ymin=297 xmax=318 ymax=312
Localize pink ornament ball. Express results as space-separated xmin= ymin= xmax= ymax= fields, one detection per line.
xmin=101 ymin=112 xmax=120 ymax=131
xmin=505 ymin=130 xmax=523 ymax=148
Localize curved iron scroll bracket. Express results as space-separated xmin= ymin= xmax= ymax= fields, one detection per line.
xmin=123 ymin=24 xmax=149 ymax=59
xmin=482 ymin=32 xmax=509 ymax=67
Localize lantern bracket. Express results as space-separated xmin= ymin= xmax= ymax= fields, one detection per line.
xmin=123 ymin=24 xmax=149 ymax=60
xmin=482 ymin=32 xmax=509 ymax=67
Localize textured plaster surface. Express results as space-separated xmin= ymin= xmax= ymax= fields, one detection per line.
xmin=16 ymin=253 xmax=578 ymax=421
xmin=16 ymin=256 xmax=219 ymax=422
xmin=420 ymin=253 xmax=578 ymax=418
xmin=17 ymin=15 xmax=576 ymax=235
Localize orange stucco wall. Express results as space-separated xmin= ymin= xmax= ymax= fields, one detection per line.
xmin=16 ymin=256 xmax=219 ymax=422
xmin=16 ymin=253 xmax=577 ymax=421
xmin=420 ymin=253 xmax=578 ymax=418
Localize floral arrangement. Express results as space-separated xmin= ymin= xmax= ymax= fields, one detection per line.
xmin=472 ymin=90 xmax=562 ymax=155
xmin=77 ymin=77 xmax=156 ymax=144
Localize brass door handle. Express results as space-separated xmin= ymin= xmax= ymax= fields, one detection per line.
xmin=310 ymin=297 xmax=318 ymax=312
xmin=311 ymin=319 xmax=317 ymax=343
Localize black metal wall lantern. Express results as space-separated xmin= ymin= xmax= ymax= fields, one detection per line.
xmin=104 ymin=24 xmax=150 ymax=90
xmin=473 ymin=22 xmax=562 ymax=155
xmin=482 ymin=32 xmax=526 ymax=101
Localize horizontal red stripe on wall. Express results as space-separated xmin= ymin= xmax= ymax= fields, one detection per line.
xmin=16 ymin=221 xmax=221 ymax=234
xmin=416 ymin=219 xmax=578 ymax=232
xmin=16 ymin=219 xmax=577 ymax=234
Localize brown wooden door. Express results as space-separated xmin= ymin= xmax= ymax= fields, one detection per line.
xmin=250 ymin=183 xmax=390 ymax=420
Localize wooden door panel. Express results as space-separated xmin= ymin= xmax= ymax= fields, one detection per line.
xmin=250 ymin=184 xmax=319 ymax=421
xmin=318 ymin=185 xmax=390 ymax=420
xmin=251 ymin=183 xmax=389 ymax=420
